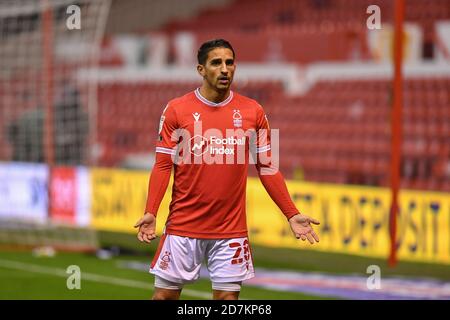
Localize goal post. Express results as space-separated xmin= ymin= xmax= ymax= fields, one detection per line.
xmin=0 ymin=0 xmax=111 ymax=252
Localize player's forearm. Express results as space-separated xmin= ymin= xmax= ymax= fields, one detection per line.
xmin=256 ymin=164 xmax=299 ymax=220
xmin=144 ymin=152 xmax=173 ymax=216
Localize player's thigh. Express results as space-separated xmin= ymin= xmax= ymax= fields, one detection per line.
xmin=150 ymin=234 xmax=205 ymax=283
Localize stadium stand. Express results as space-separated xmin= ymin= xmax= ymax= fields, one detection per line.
xmin=95 ymin=76 xmax=449 ymax=192
xmin=2 ymin=0 xmax=449 ymax=193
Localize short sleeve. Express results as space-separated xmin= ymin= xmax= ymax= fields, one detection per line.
xmin=155 ymin=103 xmax=178 ymax=156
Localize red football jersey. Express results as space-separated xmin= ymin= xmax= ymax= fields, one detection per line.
xmin=154 ymin=88 xmax=272 ymax=239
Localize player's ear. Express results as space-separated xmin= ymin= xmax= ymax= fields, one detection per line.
xmin=197 ymin=64 xmax=206 ymax=78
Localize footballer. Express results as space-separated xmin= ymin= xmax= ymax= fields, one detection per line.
xmin=134 ymin=39 xmax=320 ymax=300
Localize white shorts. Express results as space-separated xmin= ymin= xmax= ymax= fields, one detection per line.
xmin=149 ymin=234 xmax=255 ymax=284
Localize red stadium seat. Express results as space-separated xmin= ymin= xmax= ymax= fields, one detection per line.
xmin=94 ymin=75 xmax=448 ymax=192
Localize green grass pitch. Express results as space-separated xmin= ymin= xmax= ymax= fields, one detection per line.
xmin=0 ymin=230 xmax=448 ymax=300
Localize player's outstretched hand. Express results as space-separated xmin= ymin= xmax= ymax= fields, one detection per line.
xmin=134 ymin=212 xmax=157 ymax=244
xmin=288 ymin=214 xmax=320 ymax=244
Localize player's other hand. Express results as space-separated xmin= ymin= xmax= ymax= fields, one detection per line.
xmin=134 ymin=212 xmax=157 ymax=244
xmin=288 ymin=213 xmax=320 ymax=244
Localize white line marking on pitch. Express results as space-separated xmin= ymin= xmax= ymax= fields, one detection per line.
xmin=0 ymin=259 xmax=212 ymax=299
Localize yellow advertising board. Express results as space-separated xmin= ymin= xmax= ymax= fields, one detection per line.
xmin=90 ymin=168 xmax=170 ymax=234
xmin=247 ymin=179 xmax=450 ymax=265
xmin=91 ymin=167 xmax=450 ymax=264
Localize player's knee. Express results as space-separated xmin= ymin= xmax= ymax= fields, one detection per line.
xmin=153 ymin=275 xmax=183 ymax=300
xmin=212 ymin=282 xmax=241 ymax=300
xmin=152 ymin=288 xmax=181 ymax=300
xmin=213 ymin=290 xmax=240 ymax=300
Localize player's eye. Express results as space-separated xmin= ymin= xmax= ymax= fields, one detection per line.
xmin=210 ymin=60 xmax=221 ymax=65
xmin=226 ymin=60 xmax=234 ymax=65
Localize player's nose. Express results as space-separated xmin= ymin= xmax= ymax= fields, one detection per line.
xmin=220 ymin=62 xmax=228 ymax=73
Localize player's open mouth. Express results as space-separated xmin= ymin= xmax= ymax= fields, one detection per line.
xmin=218 ymin=78 xmax=229 ymax=84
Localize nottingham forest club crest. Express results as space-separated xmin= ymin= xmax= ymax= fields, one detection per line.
xmin=159 ymin=251 xmax=171 ymax=270
xmin=233 ymin=109 xmax=242 ymax=127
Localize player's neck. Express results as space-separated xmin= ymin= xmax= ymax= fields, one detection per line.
xmin=199 ymin=86 xmax=230 ymax=104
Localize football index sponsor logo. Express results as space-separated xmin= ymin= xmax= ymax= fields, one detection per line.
xmin=189 ymin=135 xmax=208 ymax=156
xmin=189 ymin=135 xmax=245 ymax=156
xmin=169 ymin=120 xmax=279 ymax=172
xmin=210 ymin=136 xmax=245 ymax=155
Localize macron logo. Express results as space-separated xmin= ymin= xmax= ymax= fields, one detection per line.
xmin=193 ymin=112 xmax=201 ymax=122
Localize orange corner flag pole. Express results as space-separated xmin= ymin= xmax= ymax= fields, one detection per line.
xmin=389 ymin=0 xmax=405 ymax=267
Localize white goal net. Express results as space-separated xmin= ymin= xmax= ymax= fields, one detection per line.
xmin=0 ymin=0 xmax=111 ymax=251
xmin=0 ymin=0 xmax=111 ymax=165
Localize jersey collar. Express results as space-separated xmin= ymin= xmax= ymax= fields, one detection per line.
xmin=194 ymin=88 xmax=233 ymax=107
